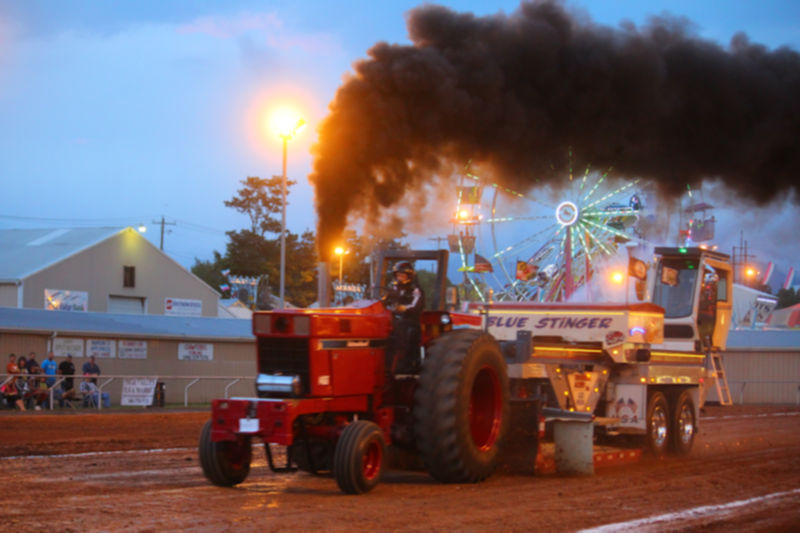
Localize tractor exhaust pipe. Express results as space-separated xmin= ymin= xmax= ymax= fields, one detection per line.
xmin=317 ymin=262 xmax=331 ymax=307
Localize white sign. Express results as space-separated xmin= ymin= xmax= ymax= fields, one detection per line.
xmin=118 ymin=340 xmax=147 ymax=359
xmin=53 ymin=338 xmax=84 ymax=358
xmin=87 ymin=339 xmax=116 ymax=359
xmin=44 ymin=289 xmax=88 ymax=312
xmin=121 ymin=378 xmax=157 ymax=406
xmin=178 ymin=343 xmax=213 ymax=361
xmin=165 ymin=297 xmax=203 ymax=317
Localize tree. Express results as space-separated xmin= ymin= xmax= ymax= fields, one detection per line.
xmin=776 ymin=288 xmax=800 ymax=310
xmin=191 ymin=251 xmax=229 ymax=293
xmin=224 ymin=176 xmax=295 ymax=237
xmin=192 ymin=175 xmax=315 ymax=308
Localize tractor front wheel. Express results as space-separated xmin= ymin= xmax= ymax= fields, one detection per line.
xmin=333 ymin=420 xmax=385 ymax=494
xmin=198 ymin=420 xmax=252 ymax=486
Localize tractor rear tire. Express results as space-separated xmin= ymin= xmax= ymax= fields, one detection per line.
xmin=198 ymin=420 xmax=252 ymax=486
xmin=414 ymin=330 xmax=509 ymax=483
xmin=333 ymin=420 xmax=385 ymax=494
xmin=669 ymin=390 xmax=696 ymax=456
xmin=645 ymin=391 xmax=670 ymax=457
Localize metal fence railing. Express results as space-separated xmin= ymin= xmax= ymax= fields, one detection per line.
xmin=1 ymin=374 xmax=256 ymax=412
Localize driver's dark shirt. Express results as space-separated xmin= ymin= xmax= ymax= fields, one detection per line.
xmin=382 ymin=281 xmax=424 ymax=320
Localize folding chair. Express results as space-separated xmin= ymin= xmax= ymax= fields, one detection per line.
xmin=83 ymin=392 xmax=98 ymax=408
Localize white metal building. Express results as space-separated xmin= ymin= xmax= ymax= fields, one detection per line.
xmin=0 ymin=227 xmax=220 ymax=317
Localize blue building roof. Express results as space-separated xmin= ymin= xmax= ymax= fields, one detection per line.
xmin=0 ymin=307 xmax=253 ymax=341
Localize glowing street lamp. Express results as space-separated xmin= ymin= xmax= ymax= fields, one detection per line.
xmin=270 ymin=107 xmax=306 ymax=309
xmin=334 ymin=246 xmax=349 ymax=285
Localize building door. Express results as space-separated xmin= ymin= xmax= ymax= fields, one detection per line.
xmin=108 ymin=295 xmax=145 ymax=314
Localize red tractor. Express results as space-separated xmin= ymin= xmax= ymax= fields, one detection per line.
xmin=199 ymin=250 xmax=525 ymax=494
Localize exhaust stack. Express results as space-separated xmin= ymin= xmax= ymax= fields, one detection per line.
xmin=317 ymin=262 xmax=331 ymax=307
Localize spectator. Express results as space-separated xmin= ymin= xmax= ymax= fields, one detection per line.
xmin=5 ymin=353 xmax=17 ymax=374
xmin=14 ymin=355 xmax=31 ymax=408
xmin=25 ymin=351 xmax=40 ymax=374
xmin=3 ymin=354 xmax=25 ymax=410
xmin=58 ymin=354 xmax=76 ymax=407
xmin=82 ymin=355 xmax=100 ymax=384
xmin=30 ymin=370 xmax=49 ymax=410
xmin=79 ymin=375 xmax=110 ymax=408
xmin=41 ymin=352 xmax=58 ymax=387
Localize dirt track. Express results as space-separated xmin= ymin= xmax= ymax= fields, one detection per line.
xmin=1 ymin=405 xmax=799 ymax=532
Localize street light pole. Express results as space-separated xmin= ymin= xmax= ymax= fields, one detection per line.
xmin=279 ymin=136 xmax=288 ymax=309
xmin=271 ymin=111 xmax=305 ymax=309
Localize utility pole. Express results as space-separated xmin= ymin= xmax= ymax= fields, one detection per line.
xmin=152 ymin=216 xmax=176 ymax=250
xmin=428 ymin=236 xmax=447 ymax=249
xmin=733 ymin=230 xmax=757 ymax=286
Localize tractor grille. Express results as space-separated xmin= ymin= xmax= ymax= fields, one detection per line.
xmin=257 ymin=337 xmax=310 ymax=393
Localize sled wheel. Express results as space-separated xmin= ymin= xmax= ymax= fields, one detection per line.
xmin=333 ymin=420 xmax=385 ymax=494
xmin=670 ymin=390 xmax=696 ymax=455
xmin=646 ymin=391 xmax=670 ymax=457
xmin=198 ymin=420 xmax=252 ymax=486
xmin=414 ymin=330 xmax=509 ymax=483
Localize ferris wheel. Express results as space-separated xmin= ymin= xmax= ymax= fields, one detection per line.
xmin=449 ymin=162 xmax=655 ymax=302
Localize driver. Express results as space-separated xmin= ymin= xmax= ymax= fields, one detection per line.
xmin=381 ymin=261 xmax=425 ymax=374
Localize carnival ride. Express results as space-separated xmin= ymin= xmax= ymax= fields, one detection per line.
xmin=448 ymin=162 xmax=656 ymax=302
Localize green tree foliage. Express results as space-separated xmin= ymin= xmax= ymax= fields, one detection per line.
xmin=223 ymin=176 xmax=295 ymax=237
xmin=192 ymin=176 xmax=316 ymax=308
xmin=190 ymin=250 xmax=229 ymax=291
xmin=776 ymin=287 xmax=800 ymax=310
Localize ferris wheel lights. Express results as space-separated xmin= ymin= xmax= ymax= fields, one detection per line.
xmin=555 ymin=201 xmax=579 ymax=226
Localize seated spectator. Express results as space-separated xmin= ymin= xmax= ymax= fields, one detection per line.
xmin=41 ymin=352 xmax=58 ymax=387
xmin=79 ymin=375 xmax=110 ymax=408
xmin=14 ymin=356 xmax=31 ymax=409
xmin=30 ymin=371 xmax=50 ymax=410
xmin=3 ymin=354 xmax=25 ymax=411
xmin=26 ymin=351 xmax=40 ymax=374
xmin=58 ymin=354 xmax=77 ymax=407
xmin=82 ymin=355 xmax=101 ymax=384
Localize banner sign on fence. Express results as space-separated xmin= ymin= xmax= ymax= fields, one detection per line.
xmin=178 ymin=343 xmax=213 ymax=361
xmin=87 ymin=339 xmax=116 ymax=358
xmin=118 ymin=340 xmax=147 ymax=359
xmin=121 ymin=378 xmax=157 ymax=406
xmin=53 ymin=337 xmax=84 ymax=358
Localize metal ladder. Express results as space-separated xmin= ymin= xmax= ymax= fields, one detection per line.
xmin=711 ymin=352 xmax=733 ymax=405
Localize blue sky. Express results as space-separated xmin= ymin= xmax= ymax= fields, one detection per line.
xmin=1 ymin=0 xmax=798 ymax=285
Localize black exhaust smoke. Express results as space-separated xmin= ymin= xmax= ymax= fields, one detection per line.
xmin=310 ymin=0 xmax=800 ymax=256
